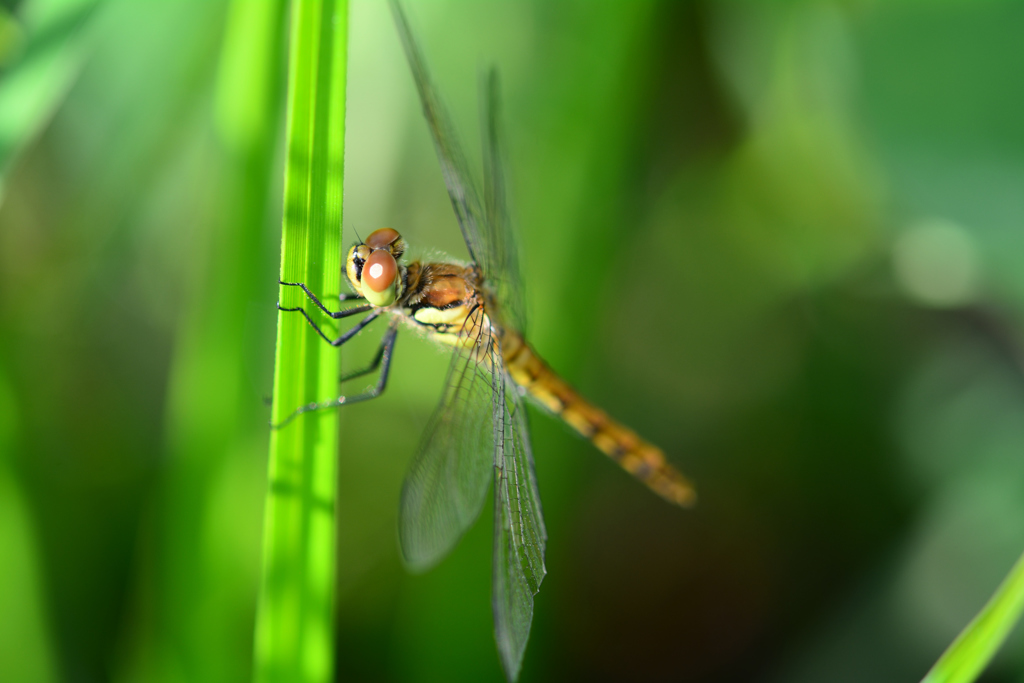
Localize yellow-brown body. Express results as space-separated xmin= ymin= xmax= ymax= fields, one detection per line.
xmin=383 ymin=258 xmax=695 ymax=507
xmin=500 ymin=331 xmax=695 ymax=507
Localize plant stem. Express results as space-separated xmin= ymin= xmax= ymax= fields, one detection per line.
xmin=921 ymin=548 xmax=1024 ymax=683
xmin=255 ymin=1 xmax=349 ymax=682
xmin=155 ymin=0 xmax=287 ymax=680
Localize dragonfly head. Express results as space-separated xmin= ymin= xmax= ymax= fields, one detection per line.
xmin=345 ymin=227 xmax=407 ymax=307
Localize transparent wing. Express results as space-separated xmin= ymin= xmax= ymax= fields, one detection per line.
xmin=481 ymin=69 xmax=526 ymax=332
xmin=391 ymin=4 xmax=545 ymax=675
xmin=398 ymin=308 xmax=496 ymax=571
xmin=492 ymin=370 xmax=547 ymax=682
xmin=390 ymin=1 xmax=526 ymax=332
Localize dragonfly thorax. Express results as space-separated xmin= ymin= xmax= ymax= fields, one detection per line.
xmin=345 ymin=228 xmax=408 ymax=307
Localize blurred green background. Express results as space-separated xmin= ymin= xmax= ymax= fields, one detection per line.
xmin=2 ymin=0 xmax=1024 ymax=681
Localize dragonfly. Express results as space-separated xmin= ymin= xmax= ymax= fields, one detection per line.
xmin=276 ymin=2 xmax=695 ymax=680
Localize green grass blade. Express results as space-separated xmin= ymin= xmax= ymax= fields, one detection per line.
xmin=147 ymin=0 xmax=287 ymax=681
xmin=921 ymin=548 xmax=1024 ymax=683
xmin=0 ymin=371 xmax=56 ymax=683
xmin=0 ymin=0 xmax=100 ymax=201
xmin=255 ymin=1 xmax=349 ymax=682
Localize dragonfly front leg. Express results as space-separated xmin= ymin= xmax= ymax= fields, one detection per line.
xmin=280 ymin=279 xmax=365 ymax=312
xmin=277 ymin=302 xmax=380 ymax=347
xmin=272 ymin=322 xmax=399 ymax=429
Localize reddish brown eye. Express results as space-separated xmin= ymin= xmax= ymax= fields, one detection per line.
xmin=364 ymin=250 xmax=397 ymax=293
xmin=365 ymin=227 xmax=400 ymax=250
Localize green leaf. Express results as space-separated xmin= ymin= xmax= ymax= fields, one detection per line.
xmin=255 ymin=0 xmax=349 ymax=682
xmin=921 ymin=548 xmax=1024 ymax=683
xmin=0 ymin=0 xmax=100 ymax=201
xmin=149 ymin=0 xmax=287 ymax=681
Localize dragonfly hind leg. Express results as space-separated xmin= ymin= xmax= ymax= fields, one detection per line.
xmin=271 ymin=322 xmax=399 ymax=429
xmin=340 ymin=327 xmax=393 ymax=383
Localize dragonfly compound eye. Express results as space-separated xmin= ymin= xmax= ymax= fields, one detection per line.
xmin=365 ymin=227 xmax=401 ymax=250
xmin=363 ymin=249 xmax=398 ymax=306
xmin=365 ymin=227 xmax=406 ymax=260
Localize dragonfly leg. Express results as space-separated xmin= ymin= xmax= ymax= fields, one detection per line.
xmin=337 ymin=321 xmax=399 ymax=402
xmin=271 ymin=322 xmax=399 ymax=429
xmin=279 ymin=280 xmax=364 ymax=316
xmin=340 ymin=324 xmax=395 ymax=383
xmin=277 ymin=302 xmax=380 ymax=347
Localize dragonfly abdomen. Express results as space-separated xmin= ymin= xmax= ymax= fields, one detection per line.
xmin=501 ymin=334 xmax=696 ymax=507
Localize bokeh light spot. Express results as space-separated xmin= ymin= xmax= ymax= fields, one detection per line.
xmin=893 ymin=218 xmax=979 ymax=308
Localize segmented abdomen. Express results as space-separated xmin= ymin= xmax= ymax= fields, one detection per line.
xmin=501 ymin=332 xmax=695 ymax=507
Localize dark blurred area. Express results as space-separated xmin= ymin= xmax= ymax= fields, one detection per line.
xmin=1 ymin=1 xmax=1023 ymax=682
